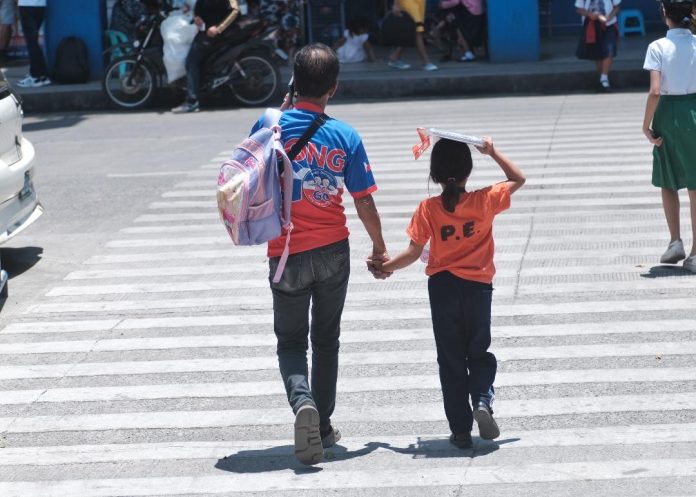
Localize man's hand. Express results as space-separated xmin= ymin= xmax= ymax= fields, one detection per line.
xmin=643 ymin=127 xmax=664 ymax=147
xmin=207 ymin=25 xmax=220 ymax=37
xmin=194 ymin=16 xmax=204 ymax=27
xmin=280 ymin=92 xmax=293 ymax=111
xmin=367 ymin=251 xmax=392 ymax=280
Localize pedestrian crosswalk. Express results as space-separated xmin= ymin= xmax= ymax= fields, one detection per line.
xmin=1 ymin=95 xmax=695 ymax=496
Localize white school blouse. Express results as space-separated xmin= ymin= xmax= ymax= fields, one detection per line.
xmin=574 ymin=0 xmax=621 ymax=27
xmin=643 ymin=28 xmax=696 ymax=95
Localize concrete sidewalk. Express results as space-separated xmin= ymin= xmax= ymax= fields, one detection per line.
xmin=3 ymin=34 xmax=654 ymax=113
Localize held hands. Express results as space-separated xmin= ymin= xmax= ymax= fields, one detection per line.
xmin=475 ymin=136 xmax=496 ymax=156
xmin=643 ymin=128 xmax=664 ymax=147
xmin=366 ymin=251 xmax=392 ymax=280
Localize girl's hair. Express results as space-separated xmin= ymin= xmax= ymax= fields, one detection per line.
xmin=346 ymin=17 xmax=370 ymax=36
xmin=661 ymin=0 xmax=694 ymax=28
xmin=430 ymin=139 xmax=473 ymax=213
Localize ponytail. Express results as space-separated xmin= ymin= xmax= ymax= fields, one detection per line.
xmin=441 ymin=178 xmax=460 ymax=213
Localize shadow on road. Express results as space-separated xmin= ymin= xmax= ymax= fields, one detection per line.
xmin=214 ymin=437 xmax=517 ymax=474
xmin=640 ymin=265 xmax=695 ymax=278
xmin=23 ymin=114 xmax=85 ymax=132
xmin=1 ymin=246 xmax=43 ymax=279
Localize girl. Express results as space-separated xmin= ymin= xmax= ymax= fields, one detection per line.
xmin=574 ymin=0 xmax=621 ymax=90
xmin=388 ymin=0 xmax=438 ymax=71
xmin=642 ymin=0 xmax=696 ymax=272
xmin=377 ymin=137 xmax=525 ymax=448
xmin=334 ymin=17 xmax=377 ymax=63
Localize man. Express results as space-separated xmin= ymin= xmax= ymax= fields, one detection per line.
xmin=16 ymin=0 xmax=50 ymax=87
xmin=172 ymin=0 xmax=240 ymax=113
xmin=251 ymin=43 xmax=389 ymax=465
xmin=0 ymin=0 xmax=15 ymax=64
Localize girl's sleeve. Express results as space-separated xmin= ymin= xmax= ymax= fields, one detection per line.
xmin=406 ymin=201 xmax=432 ymax=246
xmin=485 ymin=183 xmax=511 ymax=215
xmin=643 ymin=42 xmax=662 ymax=72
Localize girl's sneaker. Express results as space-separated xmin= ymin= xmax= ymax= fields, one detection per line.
xmin=423 ymin=62 xmax=439 ymax=71
xmin=683 ymin=256 xmax=696 ymax=273
xmin=660 ymin=239 xmax=686 ymax=264
xmin=388 ymin=59 xmax=410 ymax=70
xmin=17 ymin=75 xmax=51 ymax=88
xmin=459 ymin=51 xmax=475 ymax=62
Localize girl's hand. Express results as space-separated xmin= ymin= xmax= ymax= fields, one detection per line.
xmin=643 ymin=128 xmax=664 ymax=147
xmin=475 ymin=136 xmax=496 ymax=156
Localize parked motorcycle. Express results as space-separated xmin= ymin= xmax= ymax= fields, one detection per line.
xmin=103 ymin=7 xmax=281 ymax=110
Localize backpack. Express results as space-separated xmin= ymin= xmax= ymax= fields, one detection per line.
xmin=53 ymin=37 xmax=90 ymax=84
xmin=217 ymin=109 xmax=326 ymax=283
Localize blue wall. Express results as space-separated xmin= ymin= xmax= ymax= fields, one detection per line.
xmin=45 ymin=0 xmax=108 ymax=80
xmin=550 ymin=0 xmax=663 ymax=34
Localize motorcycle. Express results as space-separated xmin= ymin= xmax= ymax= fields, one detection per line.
xmin=103 ymin=6 xmax=281 ymax=110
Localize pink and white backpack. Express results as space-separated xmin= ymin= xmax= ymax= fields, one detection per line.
xmin=217 ymin=109 xmax=293 ymax=283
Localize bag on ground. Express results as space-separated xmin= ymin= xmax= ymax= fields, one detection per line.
xmin=52 ymin=37 xmax=90 ymax=84
xmin=161 ymin=12 xmax=197 ymax=83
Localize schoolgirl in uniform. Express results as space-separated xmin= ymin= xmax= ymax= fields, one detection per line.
xmin=642 ymin=0 xmax=696 ymax=272
xmin=377 ymin=137 xmax=525 ymax=448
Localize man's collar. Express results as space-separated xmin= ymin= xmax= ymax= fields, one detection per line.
xmin=294 ymin=101 xmax=325 ymax=113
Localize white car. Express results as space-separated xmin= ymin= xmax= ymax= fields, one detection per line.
xmin=0 ymin=70 xmax=43 ymax=298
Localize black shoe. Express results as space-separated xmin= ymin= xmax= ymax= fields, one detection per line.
xmin=449 ymin=432 xmax=473 ymax=449
xmin=320 ymin=426 xmax=341 ymax=448
xmin=473 ymin=402 xmax=500 ymax=440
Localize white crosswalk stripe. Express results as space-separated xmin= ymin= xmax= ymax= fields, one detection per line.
xmin=1 ymin=97 xmax=695 ymax=496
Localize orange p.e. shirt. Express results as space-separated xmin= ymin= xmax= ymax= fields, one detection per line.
xmin=406 ymin=182 xmax=511 ymax=284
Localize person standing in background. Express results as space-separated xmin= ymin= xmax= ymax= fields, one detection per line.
xmin=0 ymin=0 xmax=15 ymax=65
xmin=16 ymin=0 xmax=49 ymax=87
xmin=575 ymin=0 xmax=621 ymax=91
xmin=388 ymin=0 xmax=438 ymax=71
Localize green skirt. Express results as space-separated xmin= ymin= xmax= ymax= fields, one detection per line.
xmin=652 ymin=93 xmax=696 ymax=190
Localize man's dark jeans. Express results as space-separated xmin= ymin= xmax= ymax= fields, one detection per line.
xmin=18 ymin=7 xmax=48 ymax=78
xmin=269 ymin=239 xmax=350 ymax=431
xmin=427 ymin=271 xmax=497 ymax=435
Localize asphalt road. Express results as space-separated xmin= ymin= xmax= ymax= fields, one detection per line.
xmin=1 ymin=94 xmax=695 ymax=496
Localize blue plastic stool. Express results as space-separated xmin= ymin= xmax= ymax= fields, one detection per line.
xmin=618 ymin=9 xmax=646 ymax=37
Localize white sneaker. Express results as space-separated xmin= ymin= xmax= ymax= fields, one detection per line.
xmin=684 ymin=256 xmax=696 ymax=273
xmin=17 ymin=75 xmax=51 ymax=88
xmin=660 ymin=239 xmax=686 ymax=264
xmin=423 ymin=63 xmax=438 ymax=71
xmin=388 ymin=59 xmax=410 ymax=70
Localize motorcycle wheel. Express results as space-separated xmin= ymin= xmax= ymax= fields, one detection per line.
xmin=103 ymin=57 xmax=157 ymax=110
xmin=229 ymin=54 xmax=280 ymax=107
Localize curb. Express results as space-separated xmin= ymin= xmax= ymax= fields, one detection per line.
xmin=18 ymin=68 xmax=649 ymax=114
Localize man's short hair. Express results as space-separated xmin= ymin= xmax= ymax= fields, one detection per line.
xmin=293 ymin=43 xmax=340 ymax=99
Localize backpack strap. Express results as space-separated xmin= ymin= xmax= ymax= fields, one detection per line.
xmin=271 ymin=112 xmax=328 ymax=284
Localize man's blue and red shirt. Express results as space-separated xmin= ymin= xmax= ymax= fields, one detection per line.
xmin=252 ymin=102 xmax=377 ymax=257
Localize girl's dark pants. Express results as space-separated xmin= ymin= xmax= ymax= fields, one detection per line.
xmin=18 ymin=7 xmax=48 ymax=78
xmin=268 ymin=239 xmax=350 ymax=432
xmin=428 ymin=271 xmax=497 ymax=435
